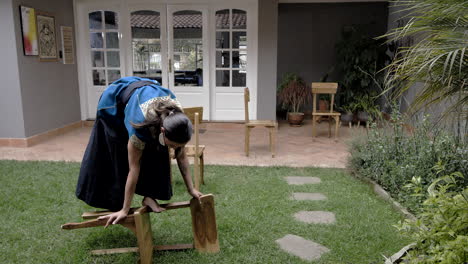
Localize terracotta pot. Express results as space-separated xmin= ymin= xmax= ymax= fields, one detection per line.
xmin=287 ymin=112 xmax=305 ymax=127
xmin=318 ymin=100 xmax=329 ymax=111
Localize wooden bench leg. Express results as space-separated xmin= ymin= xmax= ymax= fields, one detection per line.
xmin=190 ymin=195 xmax=219 ymax=253
xmin=200 ymin=153 xmax=205 ymax=185
xmin=245 ymin=126 xmax=250 ymax=157
xmin=134 ymin=209 xmax=154 ymax=264
xmin=334 ymin=117 xmax=339 ymax=142
xmin=312 ymin=116 xmax=317 ymax=138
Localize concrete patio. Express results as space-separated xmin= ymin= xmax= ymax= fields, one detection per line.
xmin=0 ymin=120 xmax=364 ymax=168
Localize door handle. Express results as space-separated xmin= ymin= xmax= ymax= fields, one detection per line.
xmin=169 ymin=59 xmax=172 ymax=73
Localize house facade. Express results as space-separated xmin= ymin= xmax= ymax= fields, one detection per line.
xmin=0 ymin=0 xmax=391 ymax=144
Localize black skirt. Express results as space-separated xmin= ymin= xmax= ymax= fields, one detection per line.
xmin=75 ymin=112 xmax=172 ymax=211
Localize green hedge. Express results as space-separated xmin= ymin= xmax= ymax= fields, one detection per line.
xmin=349 ymin=116 xmax=468 ymax=213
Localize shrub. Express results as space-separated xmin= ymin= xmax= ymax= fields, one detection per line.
xmin=396 ymin=170 xmax=468 ymax=263
xmin=349 ymin=113 xmax=468 ymax=212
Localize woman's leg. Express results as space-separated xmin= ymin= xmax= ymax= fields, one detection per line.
xmin=142 ymin=197 xmax=166 ymax=213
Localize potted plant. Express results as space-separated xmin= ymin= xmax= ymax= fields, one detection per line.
xmin=339 ymin=103 xmax=354 ymax=126
xmin=318 ymin=94 xmax=330 ymax=111
xmin=277 ymin=73 xmax=309 ymax=126
xmin=353 ymin=94 xmax=381 ymax=125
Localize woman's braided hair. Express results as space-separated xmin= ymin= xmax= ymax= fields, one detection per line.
xmin=131 ymin=100 xmax=192 ymax=144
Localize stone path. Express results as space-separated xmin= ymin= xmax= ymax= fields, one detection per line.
xmin=285 ymin=176 xmax=321 ymax=185
xmin=276 ymin=234 xmax=330 ymax=261
xmin=276 ymin=176 xmax=335 ymax=261
xmin=291 ymin=192 xmax=326 ymax=201
xmin=294 ymin=211 xmax=336 ymax=224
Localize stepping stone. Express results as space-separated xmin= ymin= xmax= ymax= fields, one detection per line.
xmin=285 ymin=176 xmax=321 ymax=185
xmin=294 ymin=211 xmax=336 ymax=224
xmin=276 ymin=234 xmax=330 ymax=261
xmin=291 ymin=192 xmax=327 ymax=201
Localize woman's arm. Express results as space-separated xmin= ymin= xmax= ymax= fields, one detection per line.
xmin=98 ymin=141 xmax=142 ymax=227
xmin=175 ymin=147 xmax=203 ymax=200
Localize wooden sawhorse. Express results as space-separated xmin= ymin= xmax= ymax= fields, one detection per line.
xmin=62 ymin=194 xmax=219 ymax=264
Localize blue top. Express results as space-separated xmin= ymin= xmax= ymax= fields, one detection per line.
xmin=97 ymin=76 xmax=181 ymax=149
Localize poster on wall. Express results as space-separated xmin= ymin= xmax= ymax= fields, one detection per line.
xmin=19 ymin=6 xmax=38 ymax=56
xmin=61 ymin=26 xmax=75 ymax=64
xmin=36 ymin=11 xmax=58 ymax=61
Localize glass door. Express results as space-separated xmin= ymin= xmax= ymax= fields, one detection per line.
xmin=128 ymin=5 xmax=168 ymax=88
xmin=86 ymin=9 xmax=124 ymax=118
xmin=167 ymin=6 xmax=210 ymax=119
xmin=213 ymin=8 xmax=248 ymax=120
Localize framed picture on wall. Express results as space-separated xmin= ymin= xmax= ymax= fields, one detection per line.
xmin=19 ymin=6 xmax=38 ymax=56
xmin=36 ymin=11 xmax=58 ymax=61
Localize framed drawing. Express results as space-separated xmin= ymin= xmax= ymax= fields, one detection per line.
xmin=36 ymin=11 xmax=58 ymax=61
xmin=19 ymin=6 xmax=38 ymax=56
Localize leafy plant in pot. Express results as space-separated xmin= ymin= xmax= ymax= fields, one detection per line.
xmin=318 ymin=94 xmax=330 ymax=111
xmin=339 ymin=104 xmax=354 ymax=126
xmin=277 ymin=74 xmax=309 ymax=127
xmin=353 ymin=94 xmax=381 ymax=125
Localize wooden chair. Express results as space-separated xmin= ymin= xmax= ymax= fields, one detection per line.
xmin=170 ymin=107 xmax=205 ymax=190
xmin=311 ymin=82 xmax=341 ymax=141
xmin=62 ymin=194 xmax=219 ymax=264
xmin=244 ymin=87 xmax=278 ymax=157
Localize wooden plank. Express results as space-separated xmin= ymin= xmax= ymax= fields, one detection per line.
xmin=154 ymin=244 xmax=194 ymax=251
xmin=190 ymin=194 xmax=220 ymax=253
xmin=312 ymin=87 xmax=338 ymax=94
xmin=311 ymin=82 xmax=338 ymax=93
xmin=194 ymin=112 xmax=200 ymax=191
xmin=82 ymin=210 xmax=112 ymax=219
xmin=184 ymin=145 xmax=205 ymax=157
xmin=82 ymin=202 xmax=189 ymax=220
xmin=62 ymin=216 xmax=135 ymax=230
xmin=134 ymin=209 xmax=153 ymax=264
xmin=91 ymin=247 xmax=139 ymax=255
xmin=160 ymin=201 xmax=190 ymax=210
xmin=82 ymin=207 xmax=137 ymax=219
xmin=183 ymin=107 xmax=203 ymax=125
xmin=89 ymin=244 xmax=194 ymax=255
xmin=311 ymin=82 xmax=338 ymax=88
xmin=246 ymin=120 xmax=277 ymax=127
xmin=244 ymin=88 xmax=250 ymax=122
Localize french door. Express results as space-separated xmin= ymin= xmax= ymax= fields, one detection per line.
xmin=76 ymin=1 xmax=254 ymax=121
xmin=167 ymin=6 xmax=210 ymax=119
xmin=128 ymin=5 xmax=210 ymax=119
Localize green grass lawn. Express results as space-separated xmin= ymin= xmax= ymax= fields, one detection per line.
xmin=0 ymin=160 xmax=409 ymax=263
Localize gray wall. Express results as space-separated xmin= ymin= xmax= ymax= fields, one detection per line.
xmin=257 ymin=0 xmax=278 ymax=120
xmin=0 ymin=0 xmax=26 ymax=138
xmin=277 ymin=2 xmax=388 ymax=112
xmin=10 ymin=0 xmax=81 ymax=137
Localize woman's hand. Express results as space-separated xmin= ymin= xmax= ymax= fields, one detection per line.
xmin=189 ymin=188 xmax=203 ymax=200
xmin=98 ymin=210 xmax=128 ymax=228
